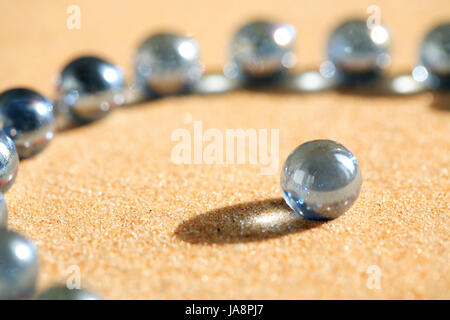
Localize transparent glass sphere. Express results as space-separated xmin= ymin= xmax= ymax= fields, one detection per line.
xmin=230 ymin=20 xmax=296 ymax=80
xmin=0 ymin=193 xmax=8 ymax=227
xmin=281 ymin=140 xmax=362 ymax=220
xmin=56 ymin=56 xmax=124 ymax=123
xmin=326 ymin=19 xmax=391 ymax=82
xmin=0 ymin=88 xmax=55 ymax=158
xmin=0 ymin=229 xmax=39 ymax=299
xmin=418 ymin=23 xmax=450 ymax=90
xmin=0 ymin=131 xmax=19 ymax=193
xmin=135 ymin=33 xmax=203 ymax=95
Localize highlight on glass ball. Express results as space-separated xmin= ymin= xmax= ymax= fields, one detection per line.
xmin=134 ymin=32 xmax=204 ymax=95
xmin=228 ymin=20 xmax=297 ymax=81
xmin=323 ymin=18 xmax=391 ymax=84
xmin=281 ymin=140 xmax=362 ymax=220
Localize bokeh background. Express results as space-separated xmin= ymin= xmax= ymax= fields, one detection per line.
xmin=0 ymin=0 xmax=448 ymax=299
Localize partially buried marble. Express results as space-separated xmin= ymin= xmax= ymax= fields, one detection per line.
xmin=281 ymin=140 xmax=362 ymax=220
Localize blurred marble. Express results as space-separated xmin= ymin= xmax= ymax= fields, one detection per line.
xmin=230 ymin=20 xmax=296 ymax=81
xmin=0 ymin=194 xmax=7 ymax=227
xmin=0 ymin=229 xmax=38 ymax=300
xmin=281 ymin=140 xmax=362 ymax=220
xmin=0 ymin=88 xmax=55 ymax=158
xmin=36 ymin=285 xmax=101 ymax=300
xmin=0 ymin=132 xmax=18 ymax=193
xmin=56 ymin=56 xmax=124 ymax=124
xmin=326 ymin=19 xmax=391 ymax=84
xmin=135 ymin=33 xmax=203 ymax=95
xmin=416 ymin=23 xmax=450 ymax=90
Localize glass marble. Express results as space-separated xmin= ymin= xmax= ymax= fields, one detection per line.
xmin=230 ymin=20 xmax=296 ymax=80
xmin=0 ymin=132 xmax=19 ymax=193
xmin=36 ymin=285 xmax=101 ymax=300
xmin=326 ymin=19 xmax=391 ymax=83
xmin=56 ymin=56 xmax=124 ymax=123
xmin=135 ymin=33 xmax=203 ymax=95
xmin=0 ymin=229 xmax=38 ymax=299
xmin=281 ymin=140 xmax=362 ymax=220
xmin=0 ymin=88 xmax=55 ymax=158
xmin=418 ymin=23 xmax=450 ymax=90
xmin=0 ymin=193 xmax=8 ymax=227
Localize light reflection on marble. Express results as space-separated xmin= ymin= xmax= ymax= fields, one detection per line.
xmin=192 ymin=73 xmax=241 ymax=94
xmin=385 ymin=74 xmax=428 ymax=95
xmin=277 ymin=71 xmax=336 ymax=92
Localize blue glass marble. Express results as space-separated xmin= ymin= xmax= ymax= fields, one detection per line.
xmin=326 ymin=19 xmax=391 ymax=84
xmin=135 ymin=33 xmax=203 ymax=95
xmin=281 ymin=140 xmax=362 ymax=220
xmin=56 ymin=56 xmax=124 ymax=123
xmin=417 ymin=23 xmax=450 ymax=90
xmin=0 ymin=193 xmax=8 ymax=227
xmin=36 ymin=285 xmax=101 ymax=300
xmin=0 ymin=88 xmax=55 ymax=158
xmin=0 ymin=229 xmax=39 ymax=299
xmin=0 ymin=132 xmax=19 ymax=193
xmin=230 ymin=20 xmax=296 ymax=81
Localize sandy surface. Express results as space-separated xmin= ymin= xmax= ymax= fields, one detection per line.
xmin=0 ymin=0 xmax=448 ymax=299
